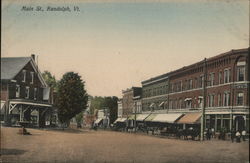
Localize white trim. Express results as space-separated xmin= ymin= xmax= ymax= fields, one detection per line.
xmin=30 ymin=71 xmax=34 ymax=84
xmin=11 ymin=80 xmax=16 ymax=82
xmin=29 ymin=58 xmax=47 ymax=88
xmin=9 ymin=101 xmax=52 ymax=107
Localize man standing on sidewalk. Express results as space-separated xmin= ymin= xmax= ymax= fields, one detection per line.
xmin=241 ymin=130 xmax=246 ymax=141
xmin=231 ymin=128 xmax=236 ymax=143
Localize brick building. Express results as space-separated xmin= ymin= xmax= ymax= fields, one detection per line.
xmin=141 ymin=48 xmax=249 ymax=132
xmin=122 ymin=87 xmax=142 ymax=118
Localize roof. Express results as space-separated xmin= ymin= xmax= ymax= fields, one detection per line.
xmin=1 ymin=56 xmax=47 ymax=87
xmin=1 ymin=57 xmax=31 ymax=80
xmin=177 ymin=113 xmax=201 ymax=124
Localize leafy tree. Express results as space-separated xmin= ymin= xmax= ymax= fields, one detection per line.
xmin=103 ymin=96 xmax=118 ymax=124
xmin=89 ymin=96 xmax=105 ymax=114
xmin=90 ymin=96 xmax=118 ymax=124
xmin=57 ymin=72 xmax=88 ymax=125
xmin=42 ymin=70 xmax=57 ymax=89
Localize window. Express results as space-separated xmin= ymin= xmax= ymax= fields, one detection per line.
xmin=179 ymin=99 xmax=182 ymax=109
xmin=22 ymin=70 xmax=26 ymax=82
xmin=198 ymin=97 xmax=203 ymax=108
xmin=186 ymin=100 xmax=192 ymax=108
xmin=16 ymin=85 xmax=20 ymax=98
xmin=223 ymin=92 xmax=230 ymax=106
xmin=30 ymin=72 xmax=34 ymax=84
xmin=219 ymin=71 xmax=222 ymax=84
xmin=208 ymin=94 xmax=215 ymax=107
xmin=224 ymin=69 xmax=231 ymax=83
xmin=25 ymin=86 xmax=30 ymax=99
xmin=199 ymin=75 xmax=204 ymax=88
xmin=218 ymin=94 xmax=222 ymax=106
xmin=188 ymin=79 xmax=193 ymax=90
xmin=34 ymin=88 xmax=37 ymax=100
xmin=237 ymin=66 xmax=245 ymax=81
xmin=210 ymin=73 xmax=215 ymax=86
xmin=237 ymin=93 xmax=244 ymax=106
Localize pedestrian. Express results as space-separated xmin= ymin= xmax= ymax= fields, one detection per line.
xmin=241 ymin=130 xmax=246 ymax=141
xmin=236 ymin=131 xmax=241 ymax=143
xmin=208 ymin=128 xmax=212 ymax=140
xmin=211 ymin=128 xmax=215 ymax=138
xmin=231 ymin=128 xmax=236 ymax=143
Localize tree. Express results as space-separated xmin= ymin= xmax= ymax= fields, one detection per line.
xmin=103 ymin=96 xmax=118 ymax=124
xmin=90 ymin=96 xmax=118 ymax=124
xmin=56 ymin=72 xmax=88 ymax=125
xmin=42 ymin=70 xmax=57 ymax=89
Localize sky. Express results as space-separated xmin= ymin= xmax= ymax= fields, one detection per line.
xmin=2 ymin=0 xmax=249 ymax=97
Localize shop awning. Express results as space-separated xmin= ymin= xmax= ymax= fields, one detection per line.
xmin=184 ymin=98 xmax=192 ymax=101
xmin=150 ymin=103 xmax=155 ymax=108
xmin=144 ymin=114 xmax=158 ymax=121
xmin=128 ymin=114 xmax=135 ymax=120
xmin=177 ymin=113 xmax=201 ymax=124
xmin=147 ymin=113 xmax=183 ymax=123
xmin=136 ymin=114 xmax=150 ymax=121
xmin=114 ymin=117 xmax=127 ymax=123
xmin=94 ymin=118 xmax=103 ymax=124
xmin=159 ymin=101 xmax=165 ymax=107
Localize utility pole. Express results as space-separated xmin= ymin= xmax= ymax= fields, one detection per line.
xmin=201 ymin=58 xmax=207 ymax=141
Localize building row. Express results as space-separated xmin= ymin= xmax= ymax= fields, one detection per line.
xmin=117 ymin=48 xmax=249 ymax=132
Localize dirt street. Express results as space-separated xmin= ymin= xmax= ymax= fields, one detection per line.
xmin=0 ymin=127 xmax=249 ymax=163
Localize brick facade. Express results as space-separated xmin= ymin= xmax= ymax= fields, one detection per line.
xmin=141 ymin=48 xmax=249 ymax=132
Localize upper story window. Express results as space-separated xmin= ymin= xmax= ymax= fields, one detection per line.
xmin=223 ymin=92 xmax=230 ymax=106
xmin=210 ymin=73 xmax=215 ymax=86
xmin=236 ymin=92 xmax=244 ymax=106
xmin=237 ymin=66 xmax=245 ymax=81
xmin=218 ymin=93 xmax=222 ymax=107
xmin=22 ymin=70 xmax=26 ymax=82
xmin=30 ymin=72 xmax=34 ymax=84
xmin=16 ymin=85 xmax=20 ymax=98
xmin=224 ymin=68 xmax=231 ymax=83
xmin=188 ymin=79 xmax=193 ymax=90
xmin=25 ymin=86 xmax=30 ymax=99
xmin=208 ymin=94 xmax=215 ymax=107
xmin=219 ymin=71 xmax=222 ymax=85
xmin=34 ymin=88 xmax=37 ymax=100
xmin=199 ymin=75 xmax=204 ymax=88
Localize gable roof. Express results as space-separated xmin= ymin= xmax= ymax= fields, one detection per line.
xmin=1 ymin=56 xmax=47 ymax=87
xmin=1 ymin=57 xmax=31 ymax=80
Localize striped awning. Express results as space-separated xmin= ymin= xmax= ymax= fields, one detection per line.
xmin=145 ymin=113 xmax=183 ymax=123
xmin=136 ymin=114 xmax=151 ymax=121
xmin=177 ymin=113 xmax=201 ymax=124
xmin=114 ymin=117 xmax=127 ymax=123
xmin=94 ymin=118 xmax=103 ymax=124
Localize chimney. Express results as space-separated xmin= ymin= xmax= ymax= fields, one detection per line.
xmin=31 ymin=54 xmax=35 ymax=61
